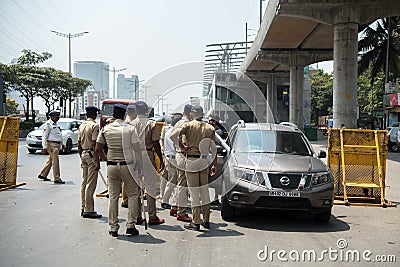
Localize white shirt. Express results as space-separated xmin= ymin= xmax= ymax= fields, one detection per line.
xmin=42 ymin=119 xmax=62 ymax=149
xmin=164 ymin=127 xmax=176 ymax=157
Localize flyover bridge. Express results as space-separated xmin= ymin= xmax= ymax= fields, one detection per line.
xmin=238 ymin=0 xmax=400 ymax=129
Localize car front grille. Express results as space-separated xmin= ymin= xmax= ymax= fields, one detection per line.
xmin=254 ymin=196 xmax=312 ymax=210
xmin=268 ymin=174 xmax=311 ymax=189
xmin=35 ymin=136 xmax=42 ymax=140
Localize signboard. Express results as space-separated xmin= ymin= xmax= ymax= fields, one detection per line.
xmin=385 ymin=82 xmax=396 ymax=94
xmin=389 ymin=93 xmax=399 ymax=106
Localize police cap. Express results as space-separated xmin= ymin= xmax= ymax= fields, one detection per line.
xmin=48 ymin=110 xmax=60 ymax=117
xmin=191 ymin=105 xmax=203 ymax=113
xmin=183 ymin=104 xmax=193 ymax=114
xmin=85 ymin=105 xmax=100 ymax=113
xmin=135 ymin=101 xmax=149 ymax=114
xmin=113 ymin=103 xmax=127 ymax=112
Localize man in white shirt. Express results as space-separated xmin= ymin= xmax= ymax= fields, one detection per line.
xmin=38 ymin=110 xmax=65 ymax=184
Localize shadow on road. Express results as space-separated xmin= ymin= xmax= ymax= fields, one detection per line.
xmin=234 ymin=210 xmax=350 ymax=233
xmin=196 ymin=221 xmax=244 ymax=238
xmin=117 ymin=232 xmax=166 ymax=244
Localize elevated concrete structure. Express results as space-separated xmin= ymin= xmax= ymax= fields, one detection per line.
xmin=239 ymin=0 xmax=400 ymax=129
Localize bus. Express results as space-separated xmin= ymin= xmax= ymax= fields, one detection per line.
xmin=100 ymin=99 xmax=154 ymax=128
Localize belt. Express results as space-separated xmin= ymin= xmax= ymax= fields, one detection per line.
xmin=166 ymin=155 xmax=176 ymax=159
xmin=107 ymin=161 xmax=134 ymax=166
xmin=186 ymin=155 xmax=207 ymax=159
xmin=82 ymin=149 xmax=93 ymax=152
xmin=146 ymin=147 xmax=153 ymax=151
xmin=48 ymin=140 xmax=60 ymax=144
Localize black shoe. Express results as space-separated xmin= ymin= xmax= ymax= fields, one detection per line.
xmin=81 ymin=209 xmax=84 ymax=217
xmin=161 ymin=202 xmax=171 ymax=209
xmin=82 ymin=212 xmax=102 ymax=219
xmin=54 ymin=179 xmax=65 ymax=184
xmin=121 ymin=203 xmax=128 ymax=208
xmin=184 ymin=222 xmax=200 ymax=231
xmin=126 ymin=227 xmax=139 ymax=236
xmin=109 ymin=230 xmax=118 ymax=237
xmin=38 ymin=175 xmax=50 ymax=181
xmin=201 ymin=221 xmax=210 ymax=229
xmin=210 ymin=199 xmax=220 ymax=205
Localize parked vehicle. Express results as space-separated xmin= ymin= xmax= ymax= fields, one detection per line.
xmin=279 ymin=121 xmax=300 ymax=131
xmin=219 ymin=121 xmax=334 ymax=223
xmin=26 ymin=118 xmax=82 ymax=154
xmin=318 ymin=115 xmax=333 ymax=135
xmin=388 ymin=126 xmax=400 ymax=152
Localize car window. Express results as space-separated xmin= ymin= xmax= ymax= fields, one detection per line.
xmin=234 ymin=129 xmax=312 ymax=156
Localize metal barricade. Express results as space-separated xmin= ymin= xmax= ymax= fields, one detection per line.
xmin=0 ymin=116 xmax=25 ymax=191
xmin=327 ymin=128 xmax=394 ymax=207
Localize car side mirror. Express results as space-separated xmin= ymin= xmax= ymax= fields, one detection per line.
xmin=72 ymin=128 xmax=78 ymax=132
xmin=216 ymin=145 xmax=228 ymax=157
xmin=34 ymin=126 xmax=38 ymax=130
xmin=318 ymin=150 xmax=327 ymax=158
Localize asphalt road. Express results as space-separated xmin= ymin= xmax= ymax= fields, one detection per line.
xmin=0 ymin=140 xmax=399 ymax=267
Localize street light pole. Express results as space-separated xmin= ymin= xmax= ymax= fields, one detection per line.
xmin=51 ymin=30 xmax=89 ymax=117
xmin=107 ymin=67 xmax=126 ymax=99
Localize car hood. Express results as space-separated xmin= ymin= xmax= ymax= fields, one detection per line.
xmin=29 ymin=129 xmax=44 ymax=137
xmin=232 ymin=152 xmax=328 ymax=173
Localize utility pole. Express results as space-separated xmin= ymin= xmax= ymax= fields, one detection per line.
xmin=105 ymin=67 xmax=126 ymax=99
xmin=155 ymin=94 xmax=162 ymax=116
xmin=260 ymin=0 xmax=265 ymax=26
xmin=51 ymin=30 xmax=88 ymax=117
xmin=165 ymin=103 xmax=171 ymax=115
xmin=141 ymin=84 xmax=153 ymax=103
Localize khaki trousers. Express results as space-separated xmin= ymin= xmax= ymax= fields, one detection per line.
xmin=80 ymin=151 xmax=99 ymax=212
xmin=175 ymin=152 xmax=189 ymax=215
xmin=39 ymin=142 xmax=61 ymax=181
xmin=185 ymin=158 xmax=210 ymax=225
xmin=107 ymin=164 xmax=139 ymax=232
xmin=162 ymin=156 xmax=178 ymax=205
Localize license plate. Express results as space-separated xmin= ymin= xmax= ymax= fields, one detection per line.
xmin=269 ymin=191 xmax=300 ymax=197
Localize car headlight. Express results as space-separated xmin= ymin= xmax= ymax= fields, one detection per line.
xmin=234 ymin=167 xmax=257 ymax=182
xmin=311 ymin=172 xmax=331 ymax=186
xmin=27 ymin=133 xmax=32 ymax=138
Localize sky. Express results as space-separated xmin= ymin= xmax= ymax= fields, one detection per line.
xmin=0 ymin=0 xmax=333 ymax=114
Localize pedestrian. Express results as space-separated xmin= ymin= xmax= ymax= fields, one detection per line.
xmin=179 ymin=105 xmax=217 ymax=231
xmin=169 ymin=104 xmax=194 ymax=223
xmin=160 ymin=114 xmax=182 ymax=209
xmin=78 ymin=106 xmax=102 ymax=219
xmin=208 ymin=114 xmax=227 ymax=138
xmin=130 ymin=101 xmax=165 ymax=225
xmin=37 ymin=110 xmax=65 ymax=184
xmin=94 ymin=104 xmax=143 ymax=237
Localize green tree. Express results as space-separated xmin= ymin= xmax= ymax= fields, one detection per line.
xmin=5 ymin=98 xmax=18 ymax=115
xmin=358 ymin=17 xmax=400 ymax=84
xmin=310 ymin=69 xmax=333 ymax=125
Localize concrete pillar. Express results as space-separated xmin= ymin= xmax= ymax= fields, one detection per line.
xmin=289 ymin=66 xmax=304 ymax=129
xmin=266 ymin=78 xmax=274 ymax=123
xmin=272 ymin=82 xmax=278 ymax=123
xmin=333 ymin=22 xmax=359 ymax=128
xmin=303 ymin=74 xmax=311 ymax=125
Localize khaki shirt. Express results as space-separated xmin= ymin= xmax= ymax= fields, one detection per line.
xmin=42 ymin=119 xmax=62 ymax=149
xmin=130 ymin=114 xmax=159 ymax=151
xmin=180 ymin=119 xmax=215 ymax=156
xmin=96 ymin=119 xmax=140 ymax=161
xmin=170 ymin=117 xmax=190 ymax=153
xmin=78 ymin=118 xmax=99 ymax=150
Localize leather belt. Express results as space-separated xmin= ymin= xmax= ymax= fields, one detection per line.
xmin=146 ymin=147 xmax=153 ymax=151
xmin=48 ymin=141 xmax=60 ymax=144
xmin=107 ymin=161 xmax=134 ymax=166
xmin=186 ymin=155 xmax=207 ymax=159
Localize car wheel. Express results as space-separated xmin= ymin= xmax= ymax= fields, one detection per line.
xmin=314 ymin=209 xmax=331 ymax=223
xmin=221 ymin=197 xmax=236 ymax=222
xmin=28 ymin=149 xmax=36 ymax=154
xmin=65 ymin=139 xmax=73 ymax=154
xmin=390 ymin=143 xmax=399 ymax=152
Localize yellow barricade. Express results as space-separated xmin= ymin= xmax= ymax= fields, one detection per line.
xmin=327 ymin=128 xmax=394 ymax=207
xmin=0 ymin=116 xmax=25 ymax=191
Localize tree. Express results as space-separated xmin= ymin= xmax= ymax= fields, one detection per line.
xmin=358 ymin=17 xmax=400 ymax=84
xmin=5 ymin=98 xmax=18 ymax=115
xmin=310 ymin=69 xmax=333 ymax=125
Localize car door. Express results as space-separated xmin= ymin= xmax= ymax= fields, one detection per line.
xmin=70 ymin=121 xmax=79 ymax=145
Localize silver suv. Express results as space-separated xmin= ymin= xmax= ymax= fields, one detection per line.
xmin=220 ymin=121 xmax=334 ymax=223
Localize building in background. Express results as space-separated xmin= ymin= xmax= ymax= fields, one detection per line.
xmin=117 ymin=74 xmax=139 ymax=100
xmin=73 ymin=61 xmax=109 ymax=114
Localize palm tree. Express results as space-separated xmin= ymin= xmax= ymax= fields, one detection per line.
xmin=358 ymin=17 xmax=400 ymax=84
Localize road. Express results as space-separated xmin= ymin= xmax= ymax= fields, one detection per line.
xmin=0 ymin=140 xmax=399 ymax=266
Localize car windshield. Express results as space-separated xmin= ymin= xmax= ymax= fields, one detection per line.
xmin=234 ymin=129 xmax=312 ymax=156
xmin=102 ymin=103 xmax=114 ymax=117
xmin=38 ymin=122 xmax=71 ymax=130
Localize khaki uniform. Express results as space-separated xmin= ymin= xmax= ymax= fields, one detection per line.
xmin=159 ymin=123 xmax=172 ymax=196
xmin=130 ymin=114 xmax=160 ymax=220
xmin=171 ymin=117 xmax=191 ymax=215
xmin=96 ymin=119 xmax=140 ymax=232
xmin=78 ymin=118 xmax=99 ymax=213
xmin=180 ymin=119 xmax=215 ymax=225
xmin=39 ymin=119 xmax=63 ymax=181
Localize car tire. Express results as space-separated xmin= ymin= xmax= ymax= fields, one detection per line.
xmin=221 ymin=197 xmax=236 ymax=222
xmin=390 ymin=143 xmax=399 ymax=152
xmin=28 ymin=149 xmax=36 ymax=154
xmin=314 ymin=209 xmax=331 ymax=223
xmin=65 ymin=139 xmax=73 ymax=154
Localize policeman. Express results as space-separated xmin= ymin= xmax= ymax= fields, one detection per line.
xmin=130 ymin=101 xmax=165 ymax=225
xmin=38 ymin=110 xmax=65 ymax=184
xmin=179 ymin=105 xmax=217 ymax=231
xmin=95 ymin=104 xmax=143 ymax=237
xmin=78 ymin=106 xmax=102 ymax=219
xmin=169 ymin=104 xmax=193 ymax=222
